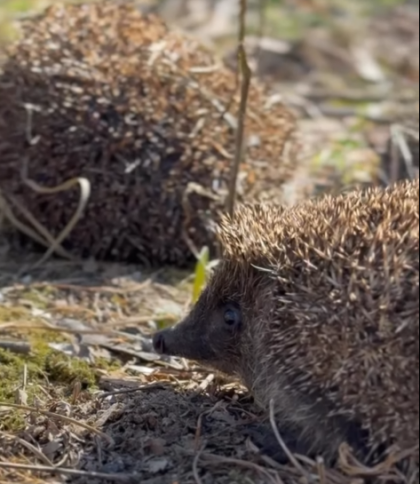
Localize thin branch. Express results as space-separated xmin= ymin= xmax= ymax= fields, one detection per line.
xmin=269 ymin=399 xmax=314 ymax=482
xmin=227 ymin=0 xmax=252 ymax=216
xmin=0 ymin=340 xmax=31 ymax=355
xmin=0 ymin=432 xmax=55 ymax=467
xmin=201 ymin=453 xmax=279 ymax=484
xmin=0 ymin=402 xmax=113 ymax=445
xmin=0 ymin=462 xmax=136 ymax=482
xmin=20 ymin=157 xmax=91 ymax=268
xmin=193 ymin=445 xmax=205 ymax=484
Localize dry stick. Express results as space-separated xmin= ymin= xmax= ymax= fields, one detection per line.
xmin=193 ymin=446 xmax=205 ymax=484
xmin=5 ymin=193 xmax=76 ymax=261
xmin=306 ymin=89 xmax=419 ymax=104
xmin=338 ymin=442 xmax=418 ymax=478
xmin=0 ymin=322 xmax=123 ymax=337
xmin=194 ymin=401 xmax=225 ymax=452
xmin=391 ymin=124 xmax=419 ymax=182
xmin=317 ymin=457 xmax=327 ymax=484
xmin=0 ymin=402 xmax=113 ymax=445
xmin=0 ymin=462 xmax=136 ymax=482
xmin=10 ymin=279 xmax=152 ymax=294
xmin=269 ymin=399 xmax=314 ymax=483
xmin=0 ymin=191 xmax=72 ymax=261
xmin=0 ymin=340 xmax=31 ymax=355
xmin=21 ymin=157 xmax=91 ymax=268
xmin=408 ymin=468 xmax=419 ymax=484
xmin=99 ymin=382 xmax=171 ymax=400
xmin=0 ymin=480 xmax=38 ymax=484
xmin=201 ymin=453 xmax=279 ymax=484
xmin=0 ymin=432 xmax=55 ymax=467
xmin=226 ymin=0 xmax=252 ymax=216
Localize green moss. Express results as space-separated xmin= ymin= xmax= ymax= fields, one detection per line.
xmin=0 ymin=409 xmax=26 ymax=432
xmin=0 ymin=333 xmax=99 ymax=404
xmin=0 ymin=328 xmax=122 ymax=431
xmin=0 ymin=348 xmax=45 ymax=412
xmin=44 ymin=353 xmax=97 ymax=387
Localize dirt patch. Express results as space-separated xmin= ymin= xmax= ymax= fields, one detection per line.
xmin=67 ymin=384 xmax=265 ymax=484
xmin=1 ymin=376 xmax=268 ymax=483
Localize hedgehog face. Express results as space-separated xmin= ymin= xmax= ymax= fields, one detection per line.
xmin=153 ymin=288 xmax=245 ymax=375
xmin=153 ymin=261 xmax=271 ymax=375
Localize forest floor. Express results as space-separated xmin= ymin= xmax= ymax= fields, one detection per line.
xmin=0 ymin=0 xmax=419 ymax=483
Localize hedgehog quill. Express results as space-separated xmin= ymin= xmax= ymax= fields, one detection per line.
xmin=154 ymin=180 xmax=420 ymax=466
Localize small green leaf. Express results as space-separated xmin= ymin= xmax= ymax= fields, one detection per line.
xmin=192 ymin=246 xmax=210 ymax=303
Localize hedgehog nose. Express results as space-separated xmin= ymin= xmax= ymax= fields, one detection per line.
xmin=153 ymin=331 xmax=167 ymax=355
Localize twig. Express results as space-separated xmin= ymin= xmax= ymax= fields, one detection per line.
xmin=0 ymin=340 xmax=31 ymax=355
xmin=408 ymin=468 xmax=419 ymax=484
xmin=391 ymin=123 xmax=419 ymax=182
xmin=0 ymin=190 xmax=74 ymax=261
xmin=0 ymin=462 xmax=136 ymax=482
xmin=0 ymin=153 xmax=90 ymax=268
xmin=339 ymin=442 xmax=418 ymax=478
xmin=201 ymin=453 xmax=279 ymax=484
xmin=99 ymin=382 xmax=170 ymax=400
xmin=194 ymin=401 xmax=224 ymax=452
xmin=9 ymin=279 xmax=152 ymax=295
xmin=317 ymin=457 xmax=327 ymax=484
xmin=193 ymin=445 xmax=205 ymax=484
xmin=0 ymin=322 xmax=120 ymax=337
xmin=0 ymin=432 xmax=55 ymax=467
xmin=227 ymin=0 xmax=252 ymax=216
xmin=0 ymin=402 xmax=114 ymax=445
xmin=307 ymin=89 xmax=419 ymax=104
xmin=21 ymin=157 xmax=91 ymax=268
xmin=316 ymin=105 xmax=395 ymax=124
xmin=269 ymin=399 xmax=313 ymax=482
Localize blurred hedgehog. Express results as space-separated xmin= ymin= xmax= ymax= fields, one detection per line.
xmin=154 ymin=180 xmax=420 ymax=465
xmin=0 ymin=1 xmax=297 ymax=266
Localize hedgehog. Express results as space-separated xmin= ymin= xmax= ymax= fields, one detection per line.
xmin=0 ymin=1 xmax=296 ymax=266
xmin=153 ymin=179 xmax=420 ymax=465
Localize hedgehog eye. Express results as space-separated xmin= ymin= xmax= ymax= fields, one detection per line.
xmin=223 ymin=305 xmax=242 ymax=329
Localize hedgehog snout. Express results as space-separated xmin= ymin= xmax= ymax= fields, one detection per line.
xmin=153 ymin=322 xmax=218 ymax=362
xmin=153 ymin=330 xmax=170 ymax=355
xmin=153 ymin=327 xmax=188 ymax=357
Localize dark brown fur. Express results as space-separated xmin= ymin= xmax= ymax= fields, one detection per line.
xmin=154 ymin=180 xmax=420 ymax=464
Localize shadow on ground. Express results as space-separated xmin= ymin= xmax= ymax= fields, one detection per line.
xmin=66 ymin=384 xmax=267 ymax=484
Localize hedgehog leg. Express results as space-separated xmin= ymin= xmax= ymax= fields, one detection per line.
xmin=243 ymin=419 xmax=371 ymax=466
xmin=242 ymin=423 xmax=313 ymax=464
